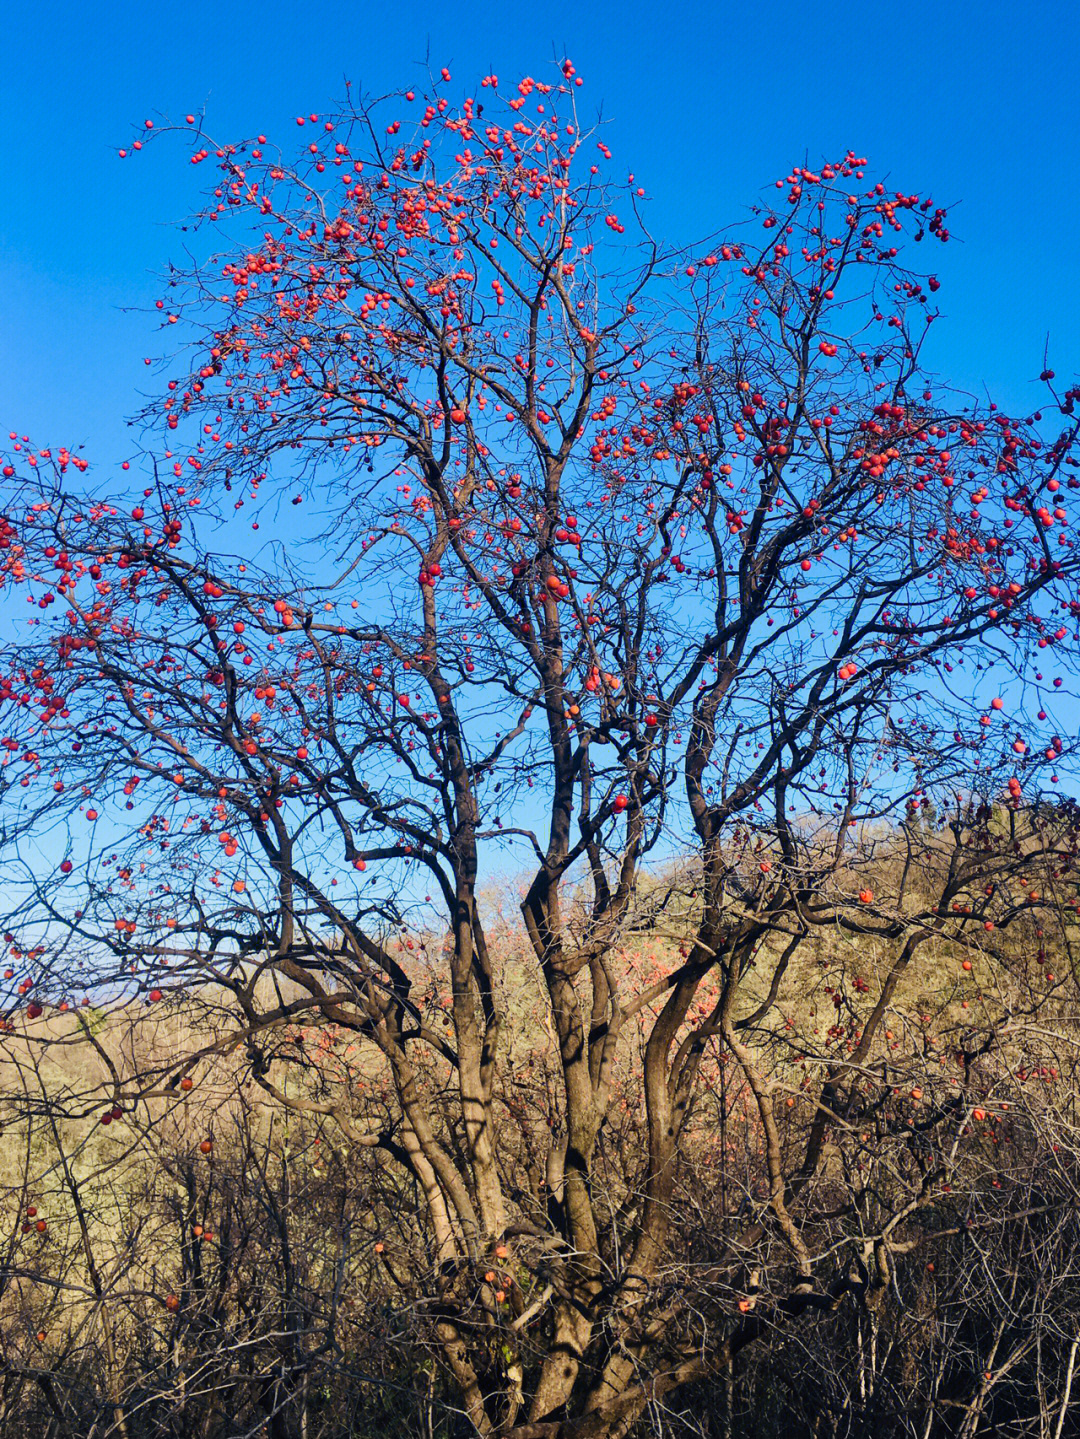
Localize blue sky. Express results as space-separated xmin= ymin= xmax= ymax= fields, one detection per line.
xmin=1 ymin=0 xmax=1078 ymax=952
xmin=2 ymin=0 xmax=1078 ymax=468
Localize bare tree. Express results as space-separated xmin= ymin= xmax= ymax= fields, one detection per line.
xmin=3 ymin=60 xmax=1080 ymax=1438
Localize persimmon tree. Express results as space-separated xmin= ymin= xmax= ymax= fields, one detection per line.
xmin=4 ymin=60 xmax=1080 ymax=1439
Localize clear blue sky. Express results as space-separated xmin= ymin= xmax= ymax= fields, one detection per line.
xmin=2 ymin=0 xmax=1078 ymax=467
